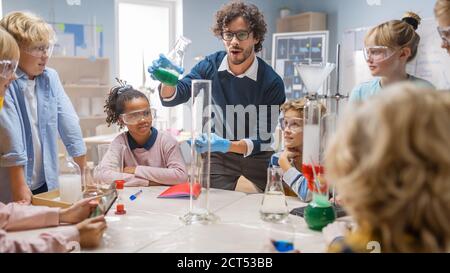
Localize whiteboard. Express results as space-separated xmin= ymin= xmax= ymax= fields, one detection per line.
xmin=342 ymin=18 xmax=450 ymax=95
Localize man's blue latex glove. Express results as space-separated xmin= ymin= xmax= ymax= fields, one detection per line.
xmin=187 ymin=133 xmax=231 ymax=154
xmin=186 ymin=138 xmax=204 ymax=154
xmin=147 ymin=54 xmax=184 ymax=84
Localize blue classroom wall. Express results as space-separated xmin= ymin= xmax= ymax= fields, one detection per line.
xmin=2 ymin=0 xmax=437 ymax=83
xmin=1 ymin=0 xmax=294 ymax=78
xmin=2 ymin=0 xmax=116 ymax=80
xmin=183 ymin=0 xmax=436 ymax=73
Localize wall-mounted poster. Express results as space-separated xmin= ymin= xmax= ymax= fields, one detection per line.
xmin=52 ymin=23 xmax=104 ymax=58
xmin=272 ymin=31 xmax=329 ymax=99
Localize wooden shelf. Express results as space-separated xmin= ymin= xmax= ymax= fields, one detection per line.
xmin=48 ymin=56 xmax=110 ymax=85
xmin=276 ymin=12 xmax=327 ymax=33
xmin=63 ymin=85 xmax=109 ymax=99
xmin=48 ymin=56 xmax=112 ymax=139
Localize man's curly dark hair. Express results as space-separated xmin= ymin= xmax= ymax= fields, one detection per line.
xmin=212 ymin=1 xmax=267 ymax=53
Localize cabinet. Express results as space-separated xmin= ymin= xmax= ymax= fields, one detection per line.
xmin=276 ymin=12 xmax=327 ymax=33
xmin=48 ymin=56 xmax=117 ymax=163
xmin=47 ymin=56 xmax=114 ymax=137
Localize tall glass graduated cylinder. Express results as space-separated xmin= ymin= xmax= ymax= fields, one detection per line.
xmin=302 ymin=98 xmax=324 ymax=191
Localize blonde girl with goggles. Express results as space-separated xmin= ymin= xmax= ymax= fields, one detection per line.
xmin=350 ymin=12 xmax=435 ymax=102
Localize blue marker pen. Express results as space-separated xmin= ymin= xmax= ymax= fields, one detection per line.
xmin=129 ymin=189 xmax=143 ymax=201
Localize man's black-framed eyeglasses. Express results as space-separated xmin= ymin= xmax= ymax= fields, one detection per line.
xmin=222 ymin=30 xmax=251 ymax=41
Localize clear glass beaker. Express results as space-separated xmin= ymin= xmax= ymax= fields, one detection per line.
xmin=82 ymin=164 xmax=102 ymax=198
xmin=94 ymin=143 xmax=126 ymax=192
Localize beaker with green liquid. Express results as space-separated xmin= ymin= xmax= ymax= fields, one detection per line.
xmin=154 ymin=36 xmax=191 ymax=86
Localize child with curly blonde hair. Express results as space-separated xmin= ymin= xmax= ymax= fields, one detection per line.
xmin=324 ymin=83 xmax=450 ymax=252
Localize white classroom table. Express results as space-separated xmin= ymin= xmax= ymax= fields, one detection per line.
xmin=8 ymin=187 xmax=336 ymax=253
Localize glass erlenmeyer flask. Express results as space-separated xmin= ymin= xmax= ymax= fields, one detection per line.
xmin=260 ymin=166 xmax=289 ymax=222
xmin=153 ymin=36 xmax=192 ymax=86
xmin=166 ymin=36 xmax=191 ymax=69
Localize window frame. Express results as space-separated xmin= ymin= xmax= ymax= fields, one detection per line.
xmin=114 ymin=0 xmax=177 ymax=76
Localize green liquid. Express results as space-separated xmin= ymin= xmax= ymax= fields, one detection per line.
xmin=304 ymin=194 xmax=336 ymax=231
xmin=153 ymin=67 xmax=179 ymax=86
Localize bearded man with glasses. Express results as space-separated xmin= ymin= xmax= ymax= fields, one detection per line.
xmin=149 ymin=2 xmax=286 ymax=192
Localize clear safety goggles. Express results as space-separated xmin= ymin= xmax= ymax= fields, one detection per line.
xmin=120 ymin=108 xmax=156 ymax=125
xmin=0 ymin=60 xmax=18 ymax=79
xmin=363 ymin=46 xmax=397 ymax=63
xmin=22 ymin=43 xmax=55 ymax=58
xmin=437 ymin=26 xmax=450 ymax=44
xmin=279 ymin=117 xmax=303 ymax=132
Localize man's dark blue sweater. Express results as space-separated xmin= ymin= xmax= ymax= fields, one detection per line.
xmin=160 ymin=51 xmax=286 ymax=156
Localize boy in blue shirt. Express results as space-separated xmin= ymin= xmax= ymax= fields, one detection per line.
xmin=0 ymin=12 xmax=86 ymax=203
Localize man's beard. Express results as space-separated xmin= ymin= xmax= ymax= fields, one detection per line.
xmin=229 ymin=46 xmax=253 ymax=65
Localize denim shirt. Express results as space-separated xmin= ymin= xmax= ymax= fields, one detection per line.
xmin=0 ymin=67 xmax=86 ymax=202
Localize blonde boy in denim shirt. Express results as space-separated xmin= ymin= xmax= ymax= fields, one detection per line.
xmin=0 ymin=12 xmax=86 ymax=203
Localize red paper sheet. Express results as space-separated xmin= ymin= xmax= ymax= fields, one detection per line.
xmin=158 ymin=182 xmax=201 ymax=199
